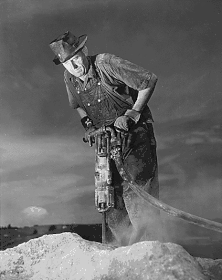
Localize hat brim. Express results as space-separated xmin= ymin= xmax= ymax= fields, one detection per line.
xmin=53 ymin=34 xmax=87 ymax=65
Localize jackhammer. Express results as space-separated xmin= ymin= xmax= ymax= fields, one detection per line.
xmin=94 ymin=128 xmax=115 ymax=243
xmin=86 ymin=125 xmax=222 ymax=244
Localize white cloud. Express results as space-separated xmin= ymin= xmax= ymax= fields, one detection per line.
xmin=192 ymin=131 xmax=209 ymax=136
xmin=0 ymin=173 xmax=95 ymax=226
xmin=190 ymin=129 xmax=222 ymax=144
xmin=0 ymin=133 xmax=95 ymax=226
xmin=22 ymin=206 xmax=48 ymax=218
xmin=158 ymin=154 xmax=180 ymax=166
xmin=209 ymin=137 xmax=222 ymax=144
xmin=185 ymin=137 xmax=204 ymax=145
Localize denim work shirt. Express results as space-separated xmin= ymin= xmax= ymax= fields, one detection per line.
xmin=64 ymin=53 xmax=155 ymax=128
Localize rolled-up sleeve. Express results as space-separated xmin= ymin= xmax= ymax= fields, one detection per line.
xmin=99 ymin=54 xmax=154 ymax=91
xmin=64 ymin=71 xmax=79 ymax=109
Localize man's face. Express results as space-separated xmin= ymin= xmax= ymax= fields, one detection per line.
xmin=62 ymin=50 xmax=88 ymax=78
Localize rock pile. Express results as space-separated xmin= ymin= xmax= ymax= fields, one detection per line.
xmin=1 ymin=232 xmax=222 ymax=280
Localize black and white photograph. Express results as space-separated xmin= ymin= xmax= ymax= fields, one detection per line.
xmin=1 ymin=0 xmax=222 ymax=279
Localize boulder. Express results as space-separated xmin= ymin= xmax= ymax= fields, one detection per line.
xmin=0 ymin=232 xmax=221 ymax=280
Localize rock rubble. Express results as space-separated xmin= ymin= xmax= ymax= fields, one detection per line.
xmin=1 ymin=232 xmax=222 ymax=280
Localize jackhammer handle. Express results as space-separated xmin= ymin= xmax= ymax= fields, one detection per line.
xmin=91 ymin=126 xmax=118 ymax=143
xmin=83 ymin=126 xmax=117 ymax=145
xmin=83 ymin=126 xmax=107 ymax=144
xmin=89 ymin=126 xmax=109 ymax=137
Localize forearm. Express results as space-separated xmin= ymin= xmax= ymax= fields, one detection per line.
xmin=133 ymin=73 xmax=158 ymax=112
xmin=76 ymin=107 xmax=94 ymax=130
xmin=76 ymin=107 xmax=87 ymax=119
xmin=125 ymin=73 xmax=158 ymax=122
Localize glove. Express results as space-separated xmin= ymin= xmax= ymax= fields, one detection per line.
xmin=114 ymin=115 xmax=135 ymax=132
xmin=83 ymin=126 xmax=96 ymax=147
xmin=81 ymin=116 xmax=96 ymax=146
xmin=81 ymin=116 xmax=93 ymax=130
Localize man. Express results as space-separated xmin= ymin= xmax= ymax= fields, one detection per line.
xmin=49 ymin=31 xmax=162 ymax=246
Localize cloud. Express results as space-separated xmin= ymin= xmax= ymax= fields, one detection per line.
xmin=22 ymin=206 xmax=48 ymax=218
xmin=185 ymin=137 xmax=204 ymax=145
xmin=0 ymin=172 xmax=96 ymax=226
xmin=209 ymin=137 xmax=222 ymax=144
xmin=0 ymin=133 xmax=96 ymax=226
xmin=185 ymin=123 xmax=222 ymax=145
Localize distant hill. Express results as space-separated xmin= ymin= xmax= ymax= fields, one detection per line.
xmin=0 ymin=224 xmax=102 ymax=250
xmin=1 ymin=222 xmax=222 ymax=258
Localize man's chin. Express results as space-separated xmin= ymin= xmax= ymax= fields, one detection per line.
xmin=71 ymin=71 xmax=84 ymax=78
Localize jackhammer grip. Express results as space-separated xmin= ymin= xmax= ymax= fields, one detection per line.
xmin=89 ymin=126 xmax=117 ymax=139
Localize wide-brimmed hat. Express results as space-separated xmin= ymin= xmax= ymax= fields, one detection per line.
xmin=49 ymin=31 xmax=87 ymax=65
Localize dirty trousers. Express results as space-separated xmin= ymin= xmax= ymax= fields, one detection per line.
xmin=106 ymin=122 xmax=162 ymax=246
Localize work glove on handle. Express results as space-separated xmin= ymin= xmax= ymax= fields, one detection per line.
xmin=114 ymin=109 xmax=141 ymax=133
xmin=114 ymin=116 xmax=135 ymax=133
xmin=81 ymin=116 xmax=96 ymax=147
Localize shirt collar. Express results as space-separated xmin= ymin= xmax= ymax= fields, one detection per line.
xmin=86 ymin=57 xmax=97 ymax=79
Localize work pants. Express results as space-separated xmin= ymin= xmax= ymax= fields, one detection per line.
xmin=106 ymin=122 xmax=163 ymax=246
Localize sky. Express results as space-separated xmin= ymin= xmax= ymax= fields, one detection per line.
xmin=0 ymin=0 xmax=222 ymax=233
